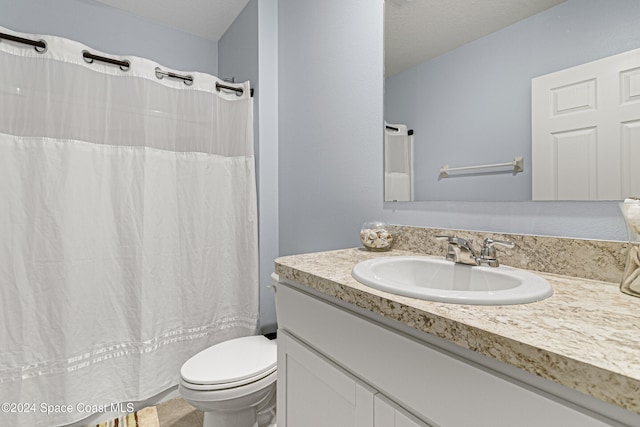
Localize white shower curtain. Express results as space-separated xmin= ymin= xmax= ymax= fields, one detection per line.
xmin=0 ymin=27 xmax=258 ymax=427
xmin=384 ymin=123 xmax=414 ymax=201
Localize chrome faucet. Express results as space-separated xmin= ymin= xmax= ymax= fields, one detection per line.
xmin=436 ymin=236 xmax=477 ymax=265
xmin=436 ymin=235 xmax=514 ymax=267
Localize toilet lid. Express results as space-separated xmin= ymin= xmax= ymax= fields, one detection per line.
xmin=181 ymin=335 xmax=277 ymax=386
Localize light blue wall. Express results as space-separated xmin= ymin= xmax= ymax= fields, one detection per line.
xmin=219 ymin=1 xmax=258 ymax=88
xmin=278 ymin=0 xmax=628 ymax=258
xmin=386 ymin=0 xmax=640 ymax=202
xmin=256 ymin=1 xmax=279 ymax=333
xmin=0 ymin=0 xmax=217 ymax=74
xmin=219 ymin=0 xmax=280 ymax=333
xmin=219 ymin=1 xmax=259 ymax=159
xmin=278 ymin=0 xmax=386 ymax=255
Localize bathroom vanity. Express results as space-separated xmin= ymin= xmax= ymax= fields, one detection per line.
xmin=274 ymin=242 xmax=640 ymax=426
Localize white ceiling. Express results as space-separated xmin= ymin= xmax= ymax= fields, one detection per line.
xmin=94 ymin=0 xmax=565 ymax=77
xmin=94 ymin=0 xmax=249 ymax=41
xmin=385 ymin=0 xmax=566 ymax=77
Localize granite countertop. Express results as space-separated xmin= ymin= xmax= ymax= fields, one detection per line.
xmin=275 ymin=247 xmax=640 ymax=415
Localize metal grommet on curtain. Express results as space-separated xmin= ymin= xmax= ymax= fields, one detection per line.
xmin=34 ymin=40 xmax=47 ymax=54
xmin=82 ymin=50 xmax=94 ymax=64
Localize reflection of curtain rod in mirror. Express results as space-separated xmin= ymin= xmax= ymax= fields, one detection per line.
xmin=440 ymin=156 xmax=524 ymax=178
xmin=385 ymin=125 xmax=414 ymax=135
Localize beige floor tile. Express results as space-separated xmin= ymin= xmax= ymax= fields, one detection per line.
xmin=156 ymin=398 xmax=203 ymax=427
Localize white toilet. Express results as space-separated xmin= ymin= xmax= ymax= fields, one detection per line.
xmin=179 ymin=335 xmax=277 ymax=427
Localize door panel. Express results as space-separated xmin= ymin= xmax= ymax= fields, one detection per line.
xmin=278 ymin=332 xmax=375 ymax=427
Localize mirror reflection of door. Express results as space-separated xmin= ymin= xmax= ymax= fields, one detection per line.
xmin=532 ymin=47 xmax=640 ymax=200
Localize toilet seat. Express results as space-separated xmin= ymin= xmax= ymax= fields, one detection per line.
xmin=180 ymin=369 xmax=277 ymax=402
xmin=180 ymin=335 xmax=277 ymax=391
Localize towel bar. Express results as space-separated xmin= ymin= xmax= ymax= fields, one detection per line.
xmin=440 ymin=156 xmax=524 ymax=178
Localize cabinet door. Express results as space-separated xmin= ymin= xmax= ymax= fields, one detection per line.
xmin=375 ymin=395 xmax=432 ymax=427
xmin=277 ymin=331 xmax=375 ymax=427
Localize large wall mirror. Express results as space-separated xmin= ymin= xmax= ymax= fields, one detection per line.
xmin=384 ymin=0 xmax=640 ymax=202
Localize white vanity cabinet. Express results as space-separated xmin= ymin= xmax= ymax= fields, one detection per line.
xmin=275 ymin=279 xmax=631 ymax=427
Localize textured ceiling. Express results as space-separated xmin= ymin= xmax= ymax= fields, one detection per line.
xmin=385 ymin=0 xmax=566 ymax=77
xmin=94 ymin=0 xmax=250 ymax=41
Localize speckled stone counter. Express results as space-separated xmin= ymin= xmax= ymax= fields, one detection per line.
xmin=275 ymin=247 xmax=640 ymax=415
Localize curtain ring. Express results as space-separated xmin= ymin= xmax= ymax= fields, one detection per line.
xmin=34 ymin=40 xmax=47 ymax=54
xmin=82 ymin=50 xmax=93 ymax=64
xmin=82 ymin=50 xmax=94 ymax=64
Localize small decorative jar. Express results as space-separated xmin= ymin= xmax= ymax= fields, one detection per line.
xmin=360 ymin=221 xmax=395 ymax=252
xmin=620 ymin=198 xmax=640 ymax=297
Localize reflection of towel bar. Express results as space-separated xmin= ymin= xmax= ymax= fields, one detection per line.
xmin=440 ymin=156 xmax=524 ymax=178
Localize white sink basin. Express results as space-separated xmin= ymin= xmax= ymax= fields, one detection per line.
xmin=351 ymin=256 xmax=553 ymax=305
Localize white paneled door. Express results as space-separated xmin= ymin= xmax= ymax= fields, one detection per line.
xmin=532 ymin=47 xmax=640 ymax=200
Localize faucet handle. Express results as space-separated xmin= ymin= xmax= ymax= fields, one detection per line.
xmin=482 ymin=238 xmax=514 ymax=249
xmin=480 ymin=238 xmax=515 ymax=266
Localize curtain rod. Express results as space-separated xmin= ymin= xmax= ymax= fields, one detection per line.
xmin=0 ymin=31 xmax=47 ymax=53
xmin=155 ymin=67 xmax=193 ymax=86
xmin=386 ymin=125 xmax=414 ymax=135
xmin=1 ymin=31 xmax=253 ymax=96
xmin=82 ymin=50 xmax=130 ymax=71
